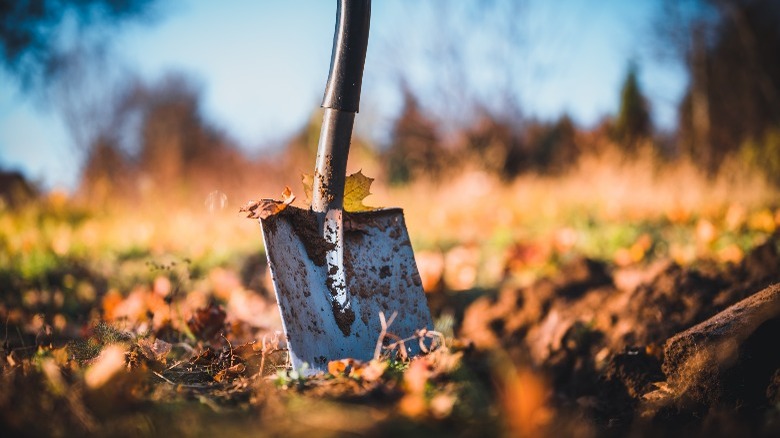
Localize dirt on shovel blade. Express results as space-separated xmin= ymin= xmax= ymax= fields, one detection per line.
xmin=260 ymin=206 xmax=433 ymax=369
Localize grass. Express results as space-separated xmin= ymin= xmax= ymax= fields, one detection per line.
xmin=0 ymin=149 xmax=778 ymax=436
xmin=2 ymin=149 xmax=777 ymax=304
xmin=384 ymin=149 xmax=778 ymax=287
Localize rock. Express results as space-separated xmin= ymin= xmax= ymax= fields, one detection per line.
xmin=643 ymin=283 xmax=780 ymax=414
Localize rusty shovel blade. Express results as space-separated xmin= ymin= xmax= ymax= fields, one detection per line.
xmin=260 ymin=206 xmax=433 ymax=371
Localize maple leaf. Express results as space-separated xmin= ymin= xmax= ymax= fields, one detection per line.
xmin=343 ymin=170 xmax=376 ymax=212
xmin=239 ymin=187 xmax=296 ymax=219
xmin=300 ymin=170 xmax=377 ymax=212
xmin=301 ymin=173 xmax=314 ymax=206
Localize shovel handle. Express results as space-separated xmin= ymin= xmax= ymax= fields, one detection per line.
xmin=312 ymin=0 xmax=371 ymax=214
xmin=322 ymin=0 xmax=371 ymax=113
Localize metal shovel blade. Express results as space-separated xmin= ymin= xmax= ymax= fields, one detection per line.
xmin=260 ymin=206 xmax=433 ymax=371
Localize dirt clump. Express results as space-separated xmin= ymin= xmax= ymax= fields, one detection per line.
xmin=641 ymin=284 xmax=780 ymax=417
xmin=460 ymin=234 xmax=780 ymax=436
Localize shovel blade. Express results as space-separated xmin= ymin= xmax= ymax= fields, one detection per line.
xmin=260 ymin=206 xmax=433 ymax=371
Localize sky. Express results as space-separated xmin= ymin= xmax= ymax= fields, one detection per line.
xmin=0 ymin=0 xmax=687 ymax=192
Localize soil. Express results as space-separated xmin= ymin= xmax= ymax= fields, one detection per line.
xmin=3 ymin=225 xmax=779 ymax=437
xmin=267 ymin=206 xmax=334 ymax=267
xmin=459 ymin=232 xmax=780 ymax=436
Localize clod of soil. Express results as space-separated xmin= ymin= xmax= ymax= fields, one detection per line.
xmin=459 ymin=234 xmax=780 ymax=436
xmin=642 ymin=283 xmax=780 ymax=415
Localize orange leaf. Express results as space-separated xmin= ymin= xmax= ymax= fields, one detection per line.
xmin=239 ymin=187 xmax=296 ymax=219
xmin=351 ymin=359 xmax=387 ymax=382
xmin=327 ymin=358 xmax=354 ymax=376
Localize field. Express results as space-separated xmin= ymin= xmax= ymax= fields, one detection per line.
xmin=1 ymin=152 xmax=780 ymax=437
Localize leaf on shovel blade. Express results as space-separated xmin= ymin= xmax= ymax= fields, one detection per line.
xmin=301 ymin=173 xmax=314 ymax=206
xmin=344 ymin=170 xmax=376 ymax=212
xmin=301 ymin=170 xmax=377 ymax=212
xmin=239 ymin=187 xmax=296 ymax=219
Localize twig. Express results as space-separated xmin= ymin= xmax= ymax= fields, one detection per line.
xmin=165 ymin=360 xmax=185 ymax=371
xmin=153 ymin=371 xmax=176 ymax=385
xmin=374 ymin=311 xmax=398 ymax=361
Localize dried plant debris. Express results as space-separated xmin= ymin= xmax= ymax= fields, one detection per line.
xmin=2 ymin=229 xmax=779 ymax=437
xmin=239 ymin=187 xmax=295 ymax=219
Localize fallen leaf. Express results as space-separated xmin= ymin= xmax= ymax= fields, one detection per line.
xmin=398 ymin=393 xmax=427 ymax=418
xmin=352 ymin=359 xmax=387 ymax=382
xmin=282 ymin=186 xmax=295 ymax=204
xmin=327 ymin=358 xmax=355 ymax=376
xmin=187 ymin=302 xmax=227 ymax=341
xmin=239 ymin=187 xmax=296 ymax=219
xmin=214 ymin=363 xmax=246 ymax=382
xmin=137 ymin=338 xmax=172 ymax=363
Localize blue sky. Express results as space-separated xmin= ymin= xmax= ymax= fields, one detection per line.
xmin=0 ymin=0 xmax=687 ymax=191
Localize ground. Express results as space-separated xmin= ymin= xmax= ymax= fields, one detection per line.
xmin=1 ymin=167 xmax=780 ymax=437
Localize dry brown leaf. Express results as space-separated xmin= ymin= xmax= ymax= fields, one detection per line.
xmin=239 ymin=187 xmax=296 ymax=219
xmin=137 ymin=338 xmax=172 ymax=363
xmin=214 ymin=363 xmax=246 ymax=382
xmin=187 ymin=302 xmax=227 ymax=341
xmin=326 ymin=358 xmax=387 ymax=381
xmin=351 ymin=359 xmax=388 ymax=382
xmin=327 ymin=358 xmax=355 ymax=376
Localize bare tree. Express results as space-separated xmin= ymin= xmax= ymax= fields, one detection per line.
xmin=0 ymin=0 xmax=158 ymax=90
xmin=659 ymin=0 xmax=780 ymax=173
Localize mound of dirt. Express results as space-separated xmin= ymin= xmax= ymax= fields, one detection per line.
xmin=641 ymin=284 xmax=780 ymax=418
xmin=460 ymin=233 xmax=780 ymax=435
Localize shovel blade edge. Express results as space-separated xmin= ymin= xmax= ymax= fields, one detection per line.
xmin=260 ymin=206 xmax=433 ymax=371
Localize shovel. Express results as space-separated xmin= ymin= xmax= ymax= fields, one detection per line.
xmin=259 ymin=0 xmax=433 ymax=371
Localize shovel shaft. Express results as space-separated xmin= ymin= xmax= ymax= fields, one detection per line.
xmin=322 ymin=0 xmax=371 ymax=113
xmin=313 ymin=0 xmax=370 ymax=213
xmin=312 ymin=109 xmax=355 ymax=213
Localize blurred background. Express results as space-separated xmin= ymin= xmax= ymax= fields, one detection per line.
xmin=0 ymin=0 xmax=779 ymax=313
xmin=2 ymin=0 xmax=777 ymax=193
xmin=1 ymin=1 xmax=780 ymax=435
